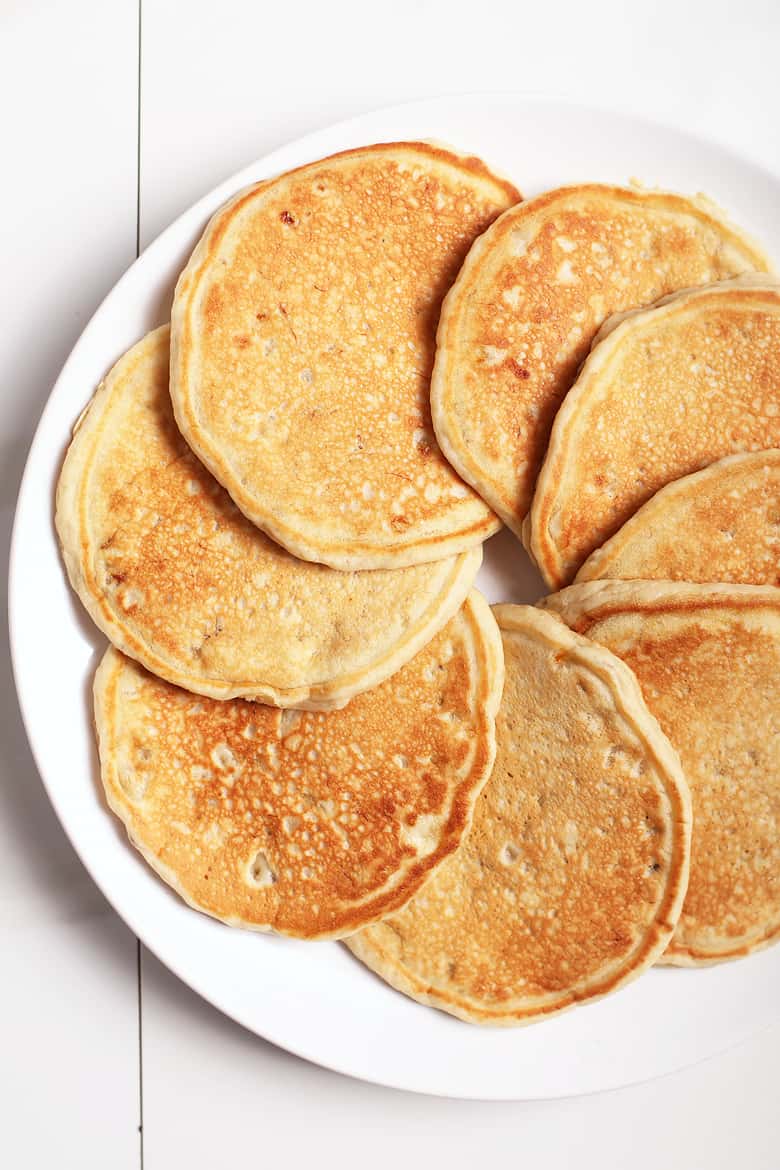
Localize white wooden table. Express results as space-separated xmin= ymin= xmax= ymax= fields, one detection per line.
xmin=2 ymin=2 xmax=778 ymax=1165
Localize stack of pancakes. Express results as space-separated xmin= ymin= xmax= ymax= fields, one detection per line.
xmin=57 ymin=142 xmax=780 ymax=1028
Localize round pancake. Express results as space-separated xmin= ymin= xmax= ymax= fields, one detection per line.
xmin=94 ymin=592 xmax=504 ymax=940
xmin=170 ymin=142 xmax=520 ymax=570
xmin=347 ymin=605 xmax=690 ymax=1024
xmin=56 ymin=327 xmax=481 ymax=707
xmin=430 ymin=185 xmax=771 ymax=546
xmin=543 ymin=580 xmax=780 ymax=965
xmin=529 ymin=277 xmax=780 ymax=587
xmin=576 ymin=450 xmax=780 ymax=586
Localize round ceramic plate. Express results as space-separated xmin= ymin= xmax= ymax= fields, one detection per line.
xmin=10 ymin=94 xmax=780 ymax=1100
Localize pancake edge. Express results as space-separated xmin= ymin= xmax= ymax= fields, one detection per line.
xmin=430 ymin=186 xmax=773 ymax=547
xmin=527 ymin=277 xmax=780 ymax=589
xmin=576 ymin=448 xmax=780 ymax=585
xmin=94 ymin=590 xmax=505 ymax=940
xmin=542 ymin=578 xmax=780 ymax=965
xmin=170 ymin=142 xmax=520 ymax=570
xmin=347 ymin=604 xmax=692 ymax=1023
xmin=56 ymin=326 xmax=483 ymax=707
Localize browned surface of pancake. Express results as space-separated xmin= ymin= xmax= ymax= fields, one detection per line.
xmin=431 ymin=186 xmax=770 ymax=546
xmin=577 ymin=450 xmax=780 ymax=586
xmin=544 ymin=581 xmax=780 ymax=964
xmin=95 ymin=593 xmax=504 ymax=940
xmin=530 ymin=278 xmax=780 ymax=587
xmin=171 ymin=142 xmax=521 ymax=569
xmin=347 ymin=605 xmax=690 ymax=1022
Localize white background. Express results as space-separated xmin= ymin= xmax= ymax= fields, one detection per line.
xmin=2 ymin=1 xmax=778 ymax=1165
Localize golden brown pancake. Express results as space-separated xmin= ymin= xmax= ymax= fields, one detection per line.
xmin=95 ymin=592 xmax=504 ymax=940
xmin=430 ymin=186 xmax=771 ymax=547
xmin=170 ymin=142 xmax=520 ymax=570
xmin=347 ymin=605 xmax=690 ymax=1023
xmin=56 ymin=327 xmax=481 ymax=707
xmin=576 ymin=450 xmax=780 ymax=586
xmin=543 ymin=580 xmax=780 ymax=964
xmin=529 ymin=277 xmax=780 ymax=587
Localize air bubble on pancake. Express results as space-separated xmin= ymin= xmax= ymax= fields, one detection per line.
xmin=642 ymin=814 xmax=662 ymax=838
xmin=211 ymin=742 xmax=239 ymax=773
xmin=202 ymin=822 xmax=226 ymax=849
xmin=117 ymin=764 xmax=148 ymax=803
xmin=520 ymin=887 xmax=541 ymax=909
xmin=562 ymin=820 xmax=579 ymax=857
xmin=283 ymin=816 xmax=300 ymax=835
xmin=501 ymin=842 xmax=520 ymax=865
xmin=556 ymin=259 xmax=577 ymax=285
xmin=247 ymin=849 xmax=277 ymax=887
xmin=482 ymin=345 xmax=507 ymax=367
xmin=509 ymin=228 xmax=530 ymax=257
xmin=120 ymin=586 xmax=145 ymax=611
xmin=400 ymin=813 xmax=441 ymax=857
xmin=556 ymin=236 xmax=577 ymax=253
xmin=577 ymin=708 xmax=605 ymax=736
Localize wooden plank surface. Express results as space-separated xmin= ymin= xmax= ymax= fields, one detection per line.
xmin=1 ymin=3 xmax=140 ymax=1166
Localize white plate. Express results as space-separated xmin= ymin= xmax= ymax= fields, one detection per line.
xmin=10 ymin=94 xmax=780 ymax=1100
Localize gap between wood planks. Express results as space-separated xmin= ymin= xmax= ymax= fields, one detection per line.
xmin=136 ymin=3 xmax=144 ymax=1169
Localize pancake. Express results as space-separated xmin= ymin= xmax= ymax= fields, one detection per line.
xmin=430 ymin=185 xmax=771 ymax=547
xmin=576 ymin=450 xmax=780 ymax=586
xmin=543 ymin=580 xmax=780 ymax=964
xmin=347 ymin=605 xmax=690 ymax=1024
xmin=170 ymin=142 xmax=520 ymax=570
xmin=94 ymin=592 xmax=504 ymax=940
xmin=56 ymin=327 xmax=481 ymax=707
xmin=529 ymin=277 xmax=780 ymax=587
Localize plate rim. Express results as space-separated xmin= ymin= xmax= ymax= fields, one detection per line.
xmin=9 ymin=90 xmax=780 ymax=1101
